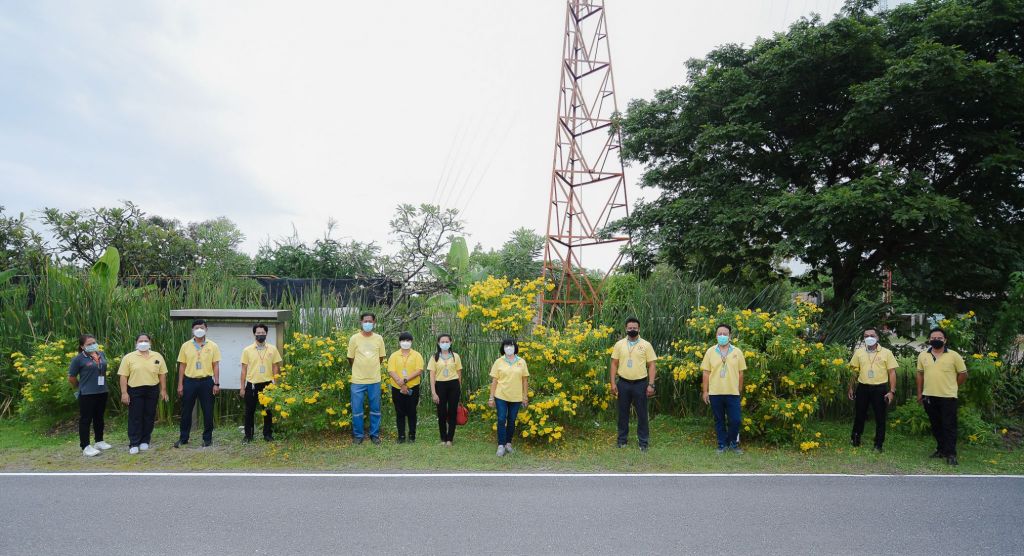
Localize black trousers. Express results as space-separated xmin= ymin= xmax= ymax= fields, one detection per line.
xmin=391 ymin=385 xmax=420 ymax=440
xmin=616 ymin=378 xmax=650 ymax=448
xmin=923 ymin=395 xmax=959 ymax=456
xmin=180 ymin=376 xmax=214 ymax=443
xmin=244 ymin=381 xmax=273 ymax=440
xmin=435 ymin=380 xmax=460 ymax=442
xmin=127 ymin=385 xmax=159 ymax=447
xmin=851 ymin=383 xmax=888 ymax=447
xmin=78 ymin=392 xmax=108 ymax=449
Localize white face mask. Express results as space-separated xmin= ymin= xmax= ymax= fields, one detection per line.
xmin=193 ymin=328 xmax=206 ymax=339
xmin=504 ymin=345 xmax=515 ymax=356
xmin=399 ymin=341 xmax=412 ymax=350
xmin=136 ymin=342 xmax=151 ymax=352
xmin=864 ymin=336 xmax=878 ymax=347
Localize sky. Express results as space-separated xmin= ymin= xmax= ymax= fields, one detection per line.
xmin=0 ymin=0 xmax=859 ymax=265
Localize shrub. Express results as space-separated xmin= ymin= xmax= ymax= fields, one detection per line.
xmin=13 ymin=339 xmax=120 ymax=423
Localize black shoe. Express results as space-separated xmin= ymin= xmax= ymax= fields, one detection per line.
xmin=929 ymin=450 xmax=944 ymax=458
xmin=242 ymin=437 xmax=252 ymax=444
xmin=947 ymin=455 xmax=959 ymax=466
xmin=408 ymin=437 xmax=415 ymax=443
xmin=851 ymin=438 xmax=861 ymax=447
xmin=639 ymin=445 xmax=649 ymax=453
xmin=873 ymin=445 xmax=883 ymax=453
xmin=397 ymin=437 xmax=406 ymax=444
xmin=617 ymin=442 xmax=627 ymax=449
xmin=173 ymin=440 xmax=187 ymax=448
xmin=353 ymin=437 xmax=364 ymax=445
xmin=263 ymin=435 xmax=274 ymax=442
xmin=202 ymin=441 xmax=212 ymax=448
xmin=371 ymin=436 xmax=382 ymax=445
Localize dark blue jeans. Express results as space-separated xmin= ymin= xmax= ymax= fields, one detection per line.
xmin=709 ymin=394 xmax=741 ymax=449
xmin=180 ymin=376 xmax=214 ymax=443
xmin=616 ymin=379 xmax=650 ymax=447
xmin=495 ymin=398 xmax=522 ymax=445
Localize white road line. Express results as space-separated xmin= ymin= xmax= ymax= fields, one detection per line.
xmin=1 ymin=472 xmax=1022 ymax=478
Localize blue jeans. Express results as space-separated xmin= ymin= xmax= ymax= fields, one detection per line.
xmin=495 ymin=398 xmax=522 ymax=445
xmin=709 ymin=395 xmax=741 ymax=449
xmin=350 ymin=382 xmax=382 ymax=439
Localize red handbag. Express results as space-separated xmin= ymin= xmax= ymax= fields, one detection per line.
xmin=456 ymin=404 xmax=469 ymax=426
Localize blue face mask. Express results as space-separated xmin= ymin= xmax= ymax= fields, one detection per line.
xmin=84 ymin=343 xmax=99 ymax=353
xmin=717 ymin=335 xmax=730 ymax=346
xmin=361 ymin=322 xmax=374 ymax=333
xmin=439 ymin=342 xmax=451 ymax=351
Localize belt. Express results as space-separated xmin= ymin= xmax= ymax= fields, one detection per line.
xmin=617 ymin=376 xmax=647 ymax=384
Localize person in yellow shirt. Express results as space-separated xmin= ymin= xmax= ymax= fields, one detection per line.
xmin=488 ymin=339 xmax=529 ymax=457
xmin=429 ymin=333 xmax=463 ymax=447
xmin=609 ymin=317 xmax=657 ymax=452
xmin=916 ymin=327 xmax=968 ymax=466
xmin=347 ymin=312 xmax=386 ymax=445
xmin=239 ymin=323 xmax=282 ymax=443
xmin=118 ymin=333 xmax=168 ymax=454
xmin=387 ymin=332 xmax=424 ymax=444
xmin=700 ymin=324 xmax=747 ymax=454
xmin=847 ymin=326 xmax=898 ymax=452
xmin=175 ymin=319 xmax=221 ymax=448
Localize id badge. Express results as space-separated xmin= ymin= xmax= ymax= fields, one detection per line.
xmin=627 ymin=359 xmax=633 ymax=369
xmin=259 ymin=365 xmax=266 ymax=374
xmin=443 ymin=369 xmax=449 ymax=378
xmin=97 ymin=376 xmax=105 ymax=386
xmin=402 ymin=370 xmax=408 ymax=378
xmin=720 ymin=368 xmax=727 ymax=378
xmin=868 ymin=370 xmax=875 ymax=379
xmin=195 ymin=361 xmax=202 ymax=370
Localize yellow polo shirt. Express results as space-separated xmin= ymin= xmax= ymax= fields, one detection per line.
xmin=428 ymin=353 xmax=463 ymax=382
xmin=240 ymin=343 xmax=283 ymax=384
xmin=117 ymin=351 xmax=168 ymax=387
xmin=917 ymin=349 xmax=967 ymax=398
xmin=348 ymin=332 xmax=387 ymax=384
xmin=176 ymin=339 xmax=221 ymax=379
xmin=849 ymin=346 xmax=898 ymax=386
xmin=700 ymin=345 xmax=747 ymax=396
xmin=387 ymin=349 xmax=425 ymax=389
xmin=612 ymin=338 xmax=657 ymax=380
xmin=490 ymin=356 xmax=530 ymax=402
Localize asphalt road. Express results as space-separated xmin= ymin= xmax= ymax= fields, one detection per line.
xmin=1 ymin=473 xmax=1021 ymax=555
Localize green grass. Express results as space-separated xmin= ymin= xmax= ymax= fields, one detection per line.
xmin=2 ymin=416 xmax=1021 ymax=474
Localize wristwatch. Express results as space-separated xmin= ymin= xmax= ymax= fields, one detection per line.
xmin=647 ymin=383 xmax=656 ymax=390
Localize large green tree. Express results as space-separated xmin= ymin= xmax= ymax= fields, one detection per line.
xmin=615 ymin=0 xmax=1024 ymax=308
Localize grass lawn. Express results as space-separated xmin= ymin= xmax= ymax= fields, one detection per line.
xmin=1 ymin=415 xmax=1021 ymax=474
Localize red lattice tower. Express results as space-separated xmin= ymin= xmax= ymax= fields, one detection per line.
xmin=542 ymin=0 xmax=631 ymax=319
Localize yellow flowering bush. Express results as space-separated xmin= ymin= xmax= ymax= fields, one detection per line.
xmin=663 ymin=301 xmax=848 ymax=445
xmin=13 ymin=339 xmax=120 ymax=422
xmin=459 ymin=278 xmax=615 ymax=443
xmin=259 ymin=331 xmax=352 ymax=435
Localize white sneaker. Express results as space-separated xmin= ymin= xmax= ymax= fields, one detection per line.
xmin=82 ymin=445 xmax=100 ymax=457
xmin=139 ymin=443 xmax=150 ymax=451
xmin=504 ymin=443 xmax=514 ymax=454
xmin=129 ymin=446 xmax=140 ymax=455
xmin=496 ymin=445 xmax=506 ymax=457
xmin=94 ymin=441 xmax=112 ymax=450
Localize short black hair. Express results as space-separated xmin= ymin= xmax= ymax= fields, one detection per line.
xmin=625 ymin=317 xmax=640 ymax=327
xmin=929 ymin=327 xmax=947 ymax=338
xmin=252 ymin=323 xmax=269 ymax=334
xmin=863 ymin=326 xmax=879 ymax=335
xmin=716 ymin=323 xmax=732 ymax=333
xmin=191 ymin=319 xmax=207 ymax=328
xmin=136 ymin=333 xmax=152 ymax=342
xmin=500 ymin=338 xmax=519 ymax=355
xmin=398 ymin=331 xmax=413 ymax=342
xmin=360 ymin=312 xmax=376 ymax=322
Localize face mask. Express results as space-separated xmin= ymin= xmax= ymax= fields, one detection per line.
xmin=626 ymin=329 xmax=639 ymax=339
xmin=84 ymin=343 xmax=99 ymax=353
xmin=504 ymin=345 xmax=515 ymax=356
xmin=439 ymin=342 xmax=451 ymax=351
xmin=361 ymin=322 xmax=374 ymax=333
xmin=864 ymin=337 xmax=878 ymax=347
xmin=717 ymin=335 xmax=730 ymax=346
xmin=929 ymin=339 xmax=945 ymax=349
xmin=136 ymin=342 xmax=150 ymax=352
xmin=193 ymin=328 xmax=206 ymax=339
xmin=255 ymin=335 xmax=267 ymax=343
xmin=400 ymin=341 xmax=412 ymax=350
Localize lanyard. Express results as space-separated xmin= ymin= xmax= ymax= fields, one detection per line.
xmin=865 ymin=348 xmax=880 ymax=370
xmin=399 ymin=351 xmax=414 ymax=374
xmin=254 ymin=344 xmax=271 ymax=366
xmin=504 ymin=356 xmax=520 ymax=368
